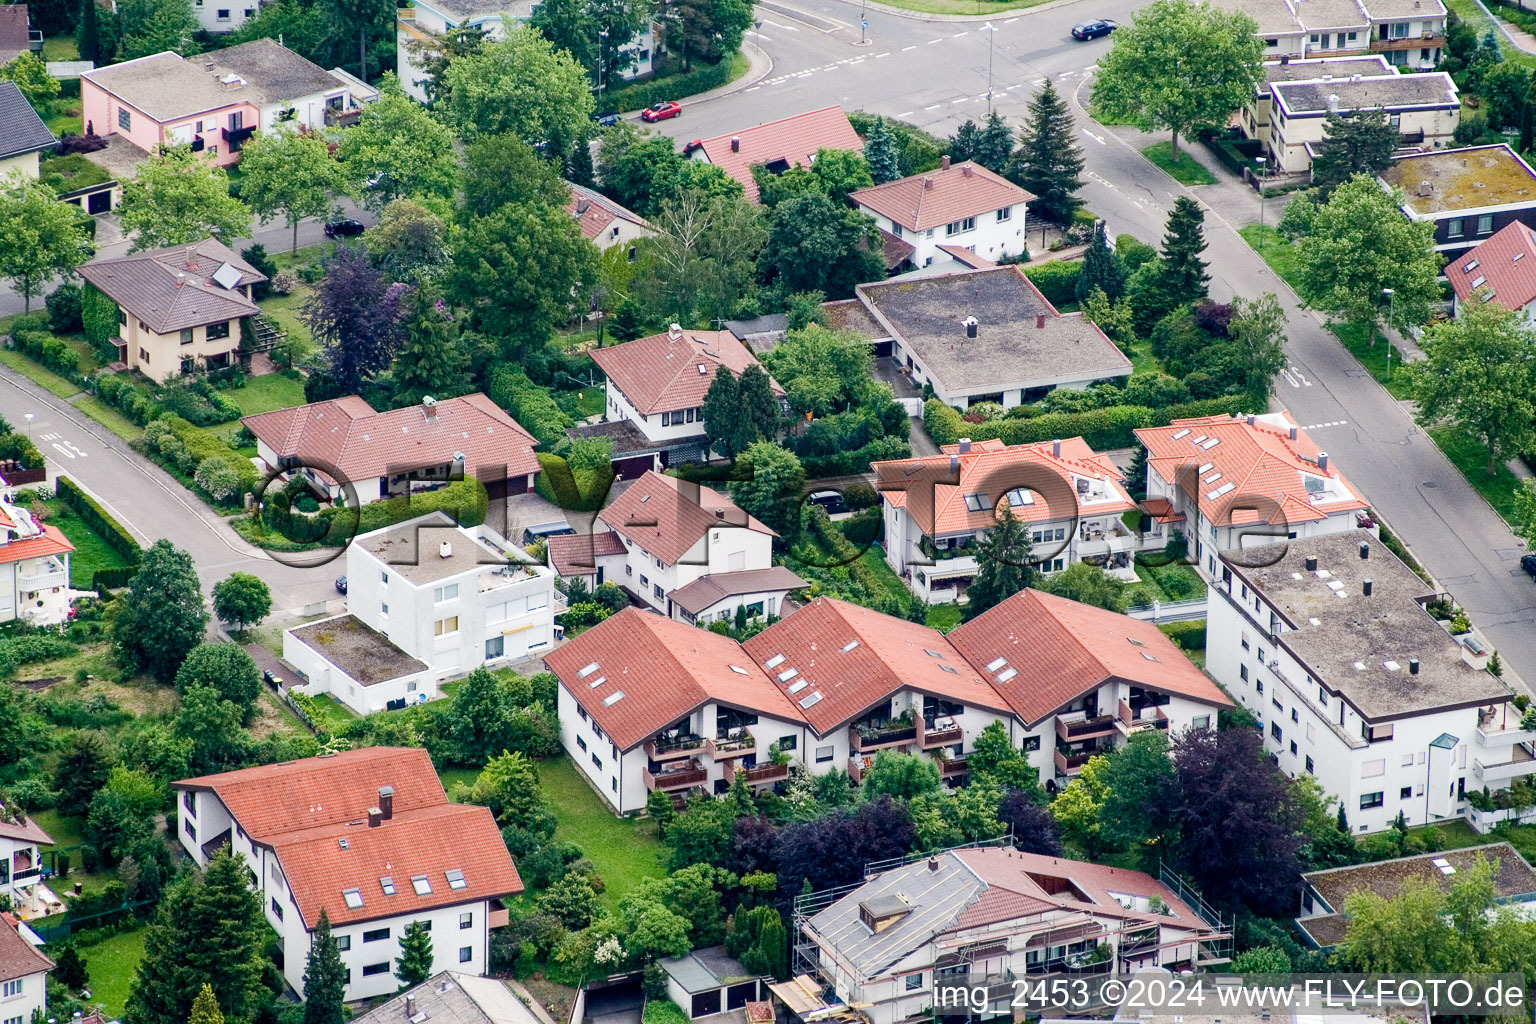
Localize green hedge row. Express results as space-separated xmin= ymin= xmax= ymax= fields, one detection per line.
xmin=56 ymin=476 xmax=142 ymax=563
xmin=92 ymin=566 xmax=139 ymax=590
xmin=1022 ymin=261 xmax=1082 ymax=308
xmin=13 ymin=330 xmax=82 ymax=375
xmin=93 ymin=372 xmax=159 ymax=426
xmin=802 ymin=435 xmax=911 ymax=479
xmin=601 ymin=54 xmax=744 ymax=113
xmin=924 ymin=395 xmax=1255 ymax=452
xmin=487 ymin=368 xmax=572 ymax=450
xmin=805 ymin=507 xmax=887 ymax=597
xmin=535 ymin=453 xmax=614 ymax=513
xmin=0 ymin=430 xmax=45 ymax=470
xmin=145 ymin=415 xmax=259 ymax=502
xmin=1158 ymin=620 xmax=1207 ymax=651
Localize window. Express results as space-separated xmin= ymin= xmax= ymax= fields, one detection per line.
xmin=434 ymin=616 xmax=459 ymax=636
xmin=1318 ymin=687 xmax=1328 ymax=707
xmin=653 ymin=584 xmax=665 ymax=600
xmin=343 ymin=888 xmax=363 ymax=909
xmin=461 ymin=913 xmax=474 ymax=930
xmin=2 ymin=980 xmax=21 ymax=998
xmin=1477 ymin=214 xmax=1494 ymax=234
xmin=1360 ymin=792 xmax=1385 ymax=810
xmin=459 ymin=946 xmax=473 ymax=963
xmin=1240 ymin=664 xmax=1249 ymax=681
xmin=1362 ymin=759 xmax=1386 ymax=777
xmin=216 ymin=8 xmax=230 ymax=17
xmin=119 ymin=106 xmax=132 ymax=130
xmin=336 ymin=934 xmax=351 ymax=951
xmin=446 ymin=869 xmax=467 ymax=890
xmin=362 ymin=963 xmax=390 ymax=977
xmin=1191 ymin=715 xmax=1210 ymax=729
xmin=434 ymin=583 xmax=460 ymax=602
xmin=4 ymin=1015 xmax=21 ymax=1024
xmin=906 ymin=974 xmax=923 ymax=991
xmin=592 ymin=753 xmax=603 ymax=770
xmin=996 ymin=206 xmax=1012 ymax=222
xmin=1447 ymin=217 xmax=1465 ymax=237
xmin=380 ymin=876 xmax=397 ymax=896
xmin=1400 ymin=786 xmax=1413 ymax=799
xmin=1241 ymin=634 xmax=1250 ymax=651
xmin=815 ymin=745 xmax=834 ymax=763
xmin=271 ymin=897 xmax=283 ymax=920
xmin=486 ymin=636 xmax=504 ymax=660
xmin=640 ymin=574 xmax=649 ymax=588
xmin=1256 ymin=679 xmax=1264 ymax=694
xmin=945 ymin=218 xmax=975 ymax=235
xmin=1023 ymin=736 xmax=1041 ymax=752
xmin=1291 ymin=708 xmax=1299 ymax=723
xmin=179 ymin=328 xmax=195 ymax=345
xmin=1270 ymin=722 xmax=1282 ymax=741
xmin=411 ymin=875 xmax=432 ymax=896
xmin=577 ymin=736 xmax=587 ymax=752
xmin=1402 ymin=754 xmax=1415 ymax=767
xmin=207 ymin=321 xmax=230 ymax=341
xmin=415 ymin=921 xmax=432 ymax=932
xmin=1305 ymin=756 xmax=1315 ymax=774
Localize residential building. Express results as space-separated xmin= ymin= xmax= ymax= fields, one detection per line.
xmin=948 ymin=588 xmax=1233 ymax=787
xmin=0 ymin=82 xmax=56 ymax=179
xmin=398 ymin=0 xmax=654 ymax=105
xmin=545 ymin=607 xmax=809 ymax=814
xmin=685 ymin=106 xmax=864 ymax=204
xmin=351 ymin=972 xmax=543 ymax=1024
xmin=588 ymin=325 xmax=786 ymax=465
xmin=0 ymin=911 xmax=52 ymax=1024
xmin=171 ymin=748 xmax=523 ymax=1001
xmin=1296 ymin=843 xmax=1536 ymax=949
xmin=190 ymin=0 xmax=259 ymax=33
xmin=1214 ymin=0 xmax=1445 ymax=65
xmin=81 ymin=39 xmax=365 ymax=166
xmin=1380 ymin=144 xmax=1536 ymax=254
xmin=243 ymin=393 xmax=542 ymax=505
xmin=1241 ymin=55 xmax=1395 ymax=147
xmin=1208 ymin=532 xmax=1521 ymax=833
xmin=1444 ymin=220 xmax=1536 ymax=318
xmin=872 ymin=436 xmax=1138 ymax=604
xmin=659 ymin=947 xmax=766 ymax=1019
xmin=1267 ymin=71 xmax=1458 ymax=173
xmin=284 ymin=615 xmax=433 ymax=717
xmin=1134 ymin=412 xmax=1371 ymax=580
xmin=0 ymin=804 xmax=51 ymax=913
xmin=850 ymin=157 xmax=1033 ymax=268
xmin=566 ymin=182 xmax=651 ymax=252
xmin=788 ymin=847 xmax=1229 ymax=1024
xmin=842 ymin=266 xmax=1131 ymax=410
xmin=0 ymin=6 xmax=40 ymax=67
xmin=0 ymin=483 xmax=73 ymax=627
xmin=76 ymin=237 xmax=266 ymax=381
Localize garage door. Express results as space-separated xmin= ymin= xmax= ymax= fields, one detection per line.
xmin=726 ymin=982 xmax=758 ymax=1010
xmin=691 ymin=991 xmax=721 ymax=1018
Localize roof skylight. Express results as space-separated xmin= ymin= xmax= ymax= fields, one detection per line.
xmin=343 ymin=888 xmax=363 ymax=909
xmin=602 ymin=690 xmax=626 ymax=706
xmin=412 ymin=876 xmax=432 ymax=896
xmin=381 ymin=877 xmax=396 ymax=895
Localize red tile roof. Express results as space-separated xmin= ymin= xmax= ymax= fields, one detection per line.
xmin=948 ymin=589 xmax=1230 ymax=726
xmin=174 ymin=748 xmax=521 ymax=929
xmin=243 ymin=393 xmax=540 ymax=486
xmin=0 ymin=522 xmax=74 ymax=565
xmin=546 ymin=530 xmax=627 ymax=577
xmin=872 ymin=437 xmax=1132 ymax=537
xmin=544 ymin=607 xmax=805 ymax=751
xmin=0 ymin=912 xmax=52 ymax=983
xmin=690 ymin=106 xmax=864 ymax=204
xmin=876 ymin=228 xmax=916 ymax=271
xmin=743 ymin=597 xmax=1012 ymax=735
xmin=566 ymin=182 xmax=650 ymax=241
xmin=851 ymin=161 xmax=1034 ymax=233
xmin=1444 ymin=220 xmax=1536 ymax=310
xmin=936 ymin=244 xmax=996 ymax=269
xmin=588 ymin=328 xmax=782 ymax=416
xmin=1134 ymin=412 xmax=1368 ymax=528
xmin=597 ymin=471 xmax=776 ymax=565
xmin=0 ymin=803 xmax=53 ymax=845
xmin=953 ymin=848 xmax=1213 ymax=931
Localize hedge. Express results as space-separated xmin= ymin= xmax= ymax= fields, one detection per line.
xmin=802 ymin=435 xmax=911 ymax=479
xmin=535 ymin=453 xmax=614 ymax=513
xmin=13 ymin=330 xmax=81 ymax=375
xmin=848 ymin=112 xmax=945 ymax=177
xmin=145 ymin=415 xmax=259 ymax=502
xmin=81 ymin=282 xmax=119 ymax=354
xmin=487 ymin=368 xmax=572 ymax=449
xmin=92 ymin=566 xmax=139 ymax=590
xmin=93 ymin=372 xmax=158 ymax=426
xmin=806 ymin=507 xmax=887 ymax=597
xmin=56 ymin=476 xmax=142 ymax=563
xmin=924 ymin=395 xmax=1255 ymax=451
xmin=601 ymin=53 xmax=745 ymax=113
xmin=0 ymin=431 xmax=45 ymax=470
xmin=1158 ymin=620 xmax=1207 ymax=651
xmin=1022 ymin=262 xmax=1082 ymax=307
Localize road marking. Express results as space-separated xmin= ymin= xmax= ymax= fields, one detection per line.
xmin=952 ymin=29 xmax=968 ymax=36
xmin=760 ymin=17 xmax=799 ymax=30
xmin=1289 ymin=365 xmax=1313 ymax=387
xmin=1031 ymin=78 xmax=1045 ymax=85
xmin=925 ymin=103 xmax=942 ymax=110
xmin=928 ymin=37 xmax=944 ymax=43
xmin=1004 ymin=16 xmax=1019 ymax=22
xmin=61 ymin=442 xmax=86 ymax=458
xmin=39 ymin=432 xmax=61 ymax=441
xmin=748 ymin=31 xmax=773 ymax=40
xmin=952 ymin=96 xmax=970 ymax=103
xmin=51 ymin=443 xmax=76 ymax=460
xmin=849 ymin=57 xmax=865 ymax=64
xmin=1084 ymin=63 xmax=1098 ymax=71
xmin=1081 ymin=128 xmax=1105 ymax=145
xmin=875 ymin=51 xmax=890 ymax=57
xmin=1060 ymin=70 xmax=1076 ymax=78
xmin=902 ymin=44 xmax=917 ymax=50
xmin=1301 ymin=419 xmax=1347 ymax=430
xmin=745 ymin=85 xmax=761 ymax=91
xmin=897 ymin=110 xmax=913 ymax=117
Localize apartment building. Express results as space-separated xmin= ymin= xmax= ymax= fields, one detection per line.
xmin=1134 ymin=411 xmax=1371 ymax=580
xmin=850 ymin=158 xmax=1033 ymax=269
xmin=172 ymin=749 xmax=522 ymax=1002
xmin=1380 ymin=145 xmax=1536 ymax=256
xmin=0 ymin=912 xmax=51 ymax=1024
xmin=1215 ymin=0 xmax=1446 ymax=66
xmin=872 ymin=436 xmax=1137 ymax=604
xmin=1267 ymin=71 xmax=1458 ymax=174
xmin=1207 ymin=532 xmax=1521 ymax=833
xmin=1243 ymin=55 xmax=1396 ymax=147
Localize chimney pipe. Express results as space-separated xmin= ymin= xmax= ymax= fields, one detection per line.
xmin=958 ymin=437 xmax=971 ymax=454
xmin=923 ymin=176 xmax=934 ymax=190
xmin=185 ymin=245 xmax=198 ymax=270
xmin=1036 ymin=312 xmax=1046 ymax=329
xmin=1359 ymin=541 xmax=1370 ymax=560
xmin=928 ymin=856 xmax=939 ymax=871
xmin=962 ymin=164 xmax=973 ymax=177
xmin=949 ymin=454 xmax=959 ymax=475
xmin=963 ymin=316 xmax=978 ymax=338
xmin=1318 ymin=452 xmax=1329 ymax=472
xmin=422 ymin=395 xmax=437 ymax=421
xmin=439 ymin=541 xmax=452 ymax=559
xmin=1052 ymin=439 xmax=1061 ymax=458
xmin=941 ymin=155 xmax=951 ymax=170
xmin=368 ymin=807 xmax=382 ymax=828
xmin=1246 ymin=414 xmax=1256 ymax=426
xmin=730 ymin=136 xmax=740 ymax=152
xmin=1409 ymin=658 xmax=1419 ymax=674
xmin=378 ymin=786 xmax=394 ymax=820
xmin=1363 ymin=579 xmax=1373 ymax=596
xmin=406 ymin=995 xmax=417 ymax=1020
xmin=1289 ymin=425 xmax=1298 ymax=441
xmin=1305 ymin=556 xmax=1318 ymax=572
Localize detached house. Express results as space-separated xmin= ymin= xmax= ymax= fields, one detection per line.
xmin=0 ymin=803 xmax=52 ymax=913
xmin=1242 ymin=55 xmax=1396 ymax=147
xmin=0 ymin=81 xmax=56 ymax=180
xmin=76 ymin=238 xmax=266 ymax=382
xmin=685 ymin=106 xmax=864 ymax=204
xmin=566 ymin=182 xmax=651 ymax=252
xmin=851 ymin=157 xmax=1033 ymax=269
xmin=172 ymin=748 xmax=522 ymax=1002
xmin=0 ymin=911 xmax=52 ymax=1024
xmin=1444 ymin=220 xmax=1536 ymax=319
xmin=0 ymin=485 xmax=73 ymax=627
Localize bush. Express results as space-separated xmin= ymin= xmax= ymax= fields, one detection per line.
xmin=643 ymin=1003 xmax=691 ymax=1024
xmin=1158 ymin=620 xmax=1206 ymax=651
xmin=148 ymin=415 xmax=258 ymax=500
xmin=1022 ymin=261 xmax=1082 ymax=307
xmin=923 ymin=394 xmax=1255 ymax=451
xmin=848 ymin=111 xmax=945 ymax=176
xmin=844 ymin=482 xmax=878 ymax=510
xmin=92 ymin=566 xmax=139 ymax=590
xmin=0 ymin=634 xmax=80 ymax=678
xmin=13 ymin=330 xmax=81 ymax=375
xmin=487 ymin=368 xmax=572 ymax=449
xmin=46 ymin=282 xmax=84 ymax=334
xmin=601 ymin=54 xmax=742 ymax=112
xmin=156 ymin=379 xmax=242 ymax=427
xmin=194 ymin=457 xmax=244 ymax=503
xmin=56 ymin=477 xmax=141 ymax=562
xmin=92 ymin=372 xmax=158 ymax=425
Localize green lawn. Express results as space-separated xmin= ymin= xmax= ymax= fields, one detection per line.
xmin=80 ymin=925 xmax=148 ymax=1019
xmin=925 ymin=604 xmax=962 ymax=632
xmin=257 ymin=286 xmax=316 ymax=354
xmin=1427 ymin=427 xmax=1523 ymax=523
xmin=1127 ymin=560 xmax=1206 ymax=606
xmin=0 ymin=349 xmax=82 ymax=398
xmin=308 ymin=693 xmax=358 ymax=734
xmin=857 ymin=543 xmax=914 ymax=612
xmin=1141 ymin=141 xmax=1218 ymax=186
xmin=1239 ymin=224 xmax=1301 ymax=283
xmin=574 ymin=387 xmax=604 ymax=419
xmin=42 ymin=35 xmax=80 ymax=60
xmin=41 ymin=154 xmax=111 ymax=195
xmin=30 ymin=809 xmax=86 ymax=851
xmin=537 ymin=756 xmax=666 ymax=910
xmin=30 ymin=496 xmax=135 ymax=587
xmin=72 ymin=397 xmax=143 ymax=442
xmin=209 ymin=371 xmax=308 ymax=444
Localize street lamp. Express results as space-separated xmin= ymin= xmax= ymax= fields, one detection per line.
xmin=1255 ymin=157 xmax=1266 ymax=228
xmin=23 ymin=413 xmax=32 ymax=439
xmin=983 ymin=22 xmax=997 ymax=112
xmin=1382 ymin=287 xmax=1395 ymax=379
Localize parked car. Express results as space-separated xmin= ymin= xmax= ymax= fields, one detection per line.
xmin=334 ymin=574 xmax=348 ymax=594
xmin=807 ymin=490 xmax=850 ymax=516
xmin=641 ymin=101 xmax=682 ymax=122
xmin=593 ymin=110 xmax=622 ymax=126
xmin=1071 ymin=19 xmax=1115 ymax=38
xmin=324 ymin=219 xmax=366 ymax=237
xmin=1522 ymin=554 xmax=1536 ymax=579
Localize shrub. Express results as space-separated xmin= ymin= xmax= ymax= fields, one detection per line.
xmin=149 ymin=415 xmax=258 ymax=499
xmin=0 ymin=634 xmax=79 ymax=678
xmin=923 ymin=395 xmax=1254 ymax=451
xmin=80 ymin=283 xmax=119 ymax=356
xmin=844 ymin=482 xmax=878 ymax=510
xmin=848 ymin=111 xmax=945 ymax=176
xmin=1158 ymin=620 xmax=1206 ymax=651
xmin=46 ymin=282 xmax=84 ymax=334
xmin=601 ymin=54 xmax=742 ymax=112
xmin=194 ymin=457 xmax=244 ymax=503
xmin=1022 ymin=261 xmax=1082 ymax=307
xmin=156 ymin=379 xmax=241 ymax=427
xmin=13 ymin=330 xmax=81 ymax=375
xmin=487 ymin=368 xmax=572 ymax=449
xmin=56 ymin=477 xmax=141 ymax=562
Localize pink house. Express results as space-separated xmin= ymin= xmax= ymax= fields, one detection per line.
xmin=81 ymin=38 xmax=359 ymax=167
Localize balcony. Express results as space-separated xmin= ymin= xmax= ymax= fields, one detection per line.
xmin=851 ymin=722 xmax=918 ymax=752
xmin=324 ymin=106 xmax=362 ymax=127
xmin=1371 ymin=33 xmax=1443 ymax=51
xmin=1398 ymin=129 xmax=1426 ymax=145
xmin=1078 ymin=527 xmax=1137 ymax=558
xmin=1116 ymin=699 xmax=1169 ymax=735
xmin=19 ymin=563 xmax=67 ymax=591
xmin=1477 ymin=714 xmax=1536 ymax=750
xmin=643 ymin=761 xmax=708 ymax=792
xmin=1055 ymin=748 xmax=1094 ymax=776
xmin=1056 ymin=711 xmax=1118 ymax=742
xmin=706 ymin=729 xmax=756 ymax=759
xmin=1473 ymin=744 xmax=1536 ymax=784
xmin=918 ymin=718 xmax=963 ymax=749
xmin=645 ymin=734 xmax=705 ymax=761
xmin=488 ymin=907 xmax=510 ymax=928
xmin=935 ymin=754 xmax=969 ymax=778
xmin=848 ymin=755 xmax=871 ymax=784
xmin=742 ymin=762 xmax=789 ymax=786
xmin=478 ymin=563 xmax=546 ymax=591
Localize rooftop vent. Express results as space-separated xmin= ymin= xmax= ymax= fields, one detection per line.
xmin=1052 ymin=438 xmax=1062 ymax=458
xmin=1410 ymin=657 xmax=1420 ymax=674
xmin=923 ymin=175 xmax=934 ymax=190
xmin=1289 ymin=425 xmax=1298 ymax=441
xmin=1359 ymin=541 xmax=1370 ymax=560
xmin=1363 ymin=579 xmax=1373 ymax=596
xmin=1418 ymin=180 xmax=1434 ymax=197
xmin=668 ymin=322 xmax=683 ymax=341
xmin=439 ymin=541 xmax=452 ymax=559
xmin=1319 ymin=452 xmax=1329 ymax=472
xmin=963 ymin=315 xmax=979 ymax=338
xmin=1305 ymin=556 xmax=1318 ymax=572
xmin=731 ymin=136 xmax=740 ymax=152
xmin=1036 ymin=312 xmax=1046 ymax=329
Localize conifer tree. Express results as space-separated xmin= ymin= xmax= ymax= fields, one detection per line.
xmin=565 ymin=137 xmax=597 ymax=189
xmin=396 ymin=920 xmax=434 ymax=988
xmin=965 ymin=506 xmax=1035 ymax=620
xmin=303 ymin=910 xmax=347 ymax=1024
xmin=737 ymin=364 xmax=780 ymax=447
xmin=390 ymin=286 xmax=472 ymax=407
xmin=1010 ymin=79 xmax=1084 ymax=223
xmin=948 ymin=119 xmax=979 ymax=162
xmin=971 ymin=112 xmax=1015 ymax=174
xmin=188 ymin=985 xmax=224 ymax=1024
xmin=1076 ymin=223 xmax=1126 ymax=303
xmin=701 ymin=369 xmax=743 ymax=459
xmin=1157 ymin=196 xmax=1210 ymax=303
xmin=864 ymin=116 xmax=901 ymax=184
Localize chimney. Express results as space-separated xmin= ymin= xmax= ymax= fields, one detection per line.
xmin=941 ymin=155 xmax=951 ymax=170
xmin=378 ymin=786 xmax=394 ymax=820
xmin=962 ymin=164 xmax=973 ymax=177
xmin=949 ymin=454 xmax=959 ymax=475
xmin=575 ymin=197 xmax=590 ymax=215
xmin=715 ymin=508 xmax=724 ymax=519
xmin=928 ymin=856 xmax=939 ymax=871
xmin=1246 ymin=414 xmax=1256 ymax=426
xmin=730 ymin=136 xmax=740 ymax=152
xmin=185 ymin=245 xmax=198 ymax=270
xmin=668 ymin=322 xmax=683 ymax=341
xmin=1409 ymin=657 xmax=1420 ymax=674
xmin=1318 ymin=452 xmax=1329 ymax=472
xmin=1305 ymin=555 xmax=1318 ymax=572
xmin=1363 ymin=579 xmax=1373 ymax=596
xmin=963 ymin=316 xmax=978 ymax=338
xmin=368 ymin=807 xmax=382 ymax=828
xmin=1289 ymin=425 xmax=1298 ymax=441
xmin=1327 ymin=93 xmax=1339 ymax=112
xmin=405 ymin=995 xmax=417 ymax=1020
xmin=439 ymin=541 xmax=452 ymax=559
xmin=1052 ymin=438 xmax=1061 ymax=458
xmin=174 ymin=271 xmax=186 ymax=288
xmin=1359 ymin=541 xmax=1370 ymax=560
xmin=958 ymin=437 xmax=972 ymax=454
xmin=923 ymin=176 xmax=934 ymax=190
xmin=1036 ymin=312 xmax=1046 ymax=329
xmin=422 ymin=395 xmax=437 ymax=421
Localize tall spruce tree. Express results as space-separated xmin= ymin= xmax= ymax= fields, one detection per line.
xmin=390 ymin=286 xmax=472 ymax=407
xmin=1010 ymin=78 xmax=1084 ymax=223
xmin=565 ymin=137 xmax=597 ymax=189
xmin=1076 ymin=223 xmax=1126 ymax=303
xmin=303 ymin=911 xmax=347 ymax=1024
xmin=737 ymin=364 xmax=781 ymax=448
xmin=701 ymin=368 xmax=744 ymax=459
xmin=396 ymin=920 xmax=434 ymax=987
xmin=964 ymin=506 xmax=1035 ymax=620
xmin=971 ymin=112 xmax=1015 ymax=173
xmin=948 ymin=119 xmax=979 ymax=162
xmin=188 ymin=985 xmax=224 ymax=1024
xmin=1157 ymin=196 xmax=1210 ymax=303
xmin=864 ymin=116 xmax=901 ymax=184
xmin=1310 ymin=110 xmax=1400 ymax=196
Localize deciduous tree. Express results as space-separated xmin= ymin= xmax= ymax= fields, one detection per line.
xmin=337 ymin=83 xmax=460 ymax=214
xmin=174 ymin=644 xmax=262 ymax=725
xmin=729 ymin=442 xmax=805 ymax=537
xmin=1228 ymin=292 xmax=1289 ymax=398
xmin=112 ymin=539 xmax=207 ymax=683
xmin=443 ymin=27 xmax=594 ymax=147
xmin=119 ymin=146 xmax=251 ymax=252
xmin=633 ymin=189 xmax=764 ymax=322
xmin=460 ymin=134 xmax=570 ymax=219
xmin=758 ymin=190 xmax=883 ymax=299
xmin=364 ymin=200 xmax=450 ymax=284
xmin=302 ymin=245 xmax=407 ymax=393
xmin=997 ymin=788 xmax=1062 ymax=855
xmin=701 ymin=368 xmax=743 ymax=459
xmin=0 ymin=174 xmax=92 ymax=311
xmin=238 ymin=126 xmax=345 ymax=253
xmin=116 ymin=0 xmax=195 ymax=59
xmin=861 ymin=751 xmax=941 ymax=801
xmin=0 ymin=53 xmax=59 ymax=106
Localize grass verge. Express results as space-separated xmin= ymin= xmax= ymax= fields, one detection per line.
xmin=1427 ymin=427 xmax=1523 ymax=523
xmin=1141 ymin=141 xmax=1218 ymax=186
xmin=308 ymin=693 xmax=358 ymax=734
xmin=0 ymin=349 xmax=81 ymax=398
xmin=925 ymin=604 xmax=962 ymax=632
xmin=72 ymin=397 xmax=143 ymax=442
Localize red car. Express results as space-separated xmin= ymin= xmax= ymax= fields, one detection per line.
xmin=641 ymin=101 xmax=682 ymax=122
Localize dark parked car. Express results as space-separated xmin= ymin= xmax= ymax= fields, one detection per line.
xmin=325 ymin=218 xmax=366 ymax=237
xmin=593 ymin=110 xmax=622 ymax=126
xmin=641 ymin=100 xmax=682 ymax=122
xmin=1071 ymin=19 xmax=1115 ymax=38
xmin=807 ymin=490 xmax=850 ymax=516
xmin=1522 ymin=554 xmax=1536 ymax=579
xmin=335 ymin=574 xmax=348 ymax=594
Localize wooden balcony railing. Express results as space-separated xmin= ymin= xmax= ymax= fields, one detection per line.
xmin=742 ymin=762 xmax=790 ymax=786
xmin=1056 ymin=714 xmax=1117 ymax=742
xmin=1055 ymin=749 xmax=1094 ymax=776
xmin=645 ymin=735 xmax=705 ymax=761
xmin=706 ymin=730 xmax=756 ymax=759
xmin=919 ymin=719 xmax=963 ymax=749
xmin=851 ymin=724 xmax=917 ymax=752
xmin=643 ymin=762 xmax=707 ymax=792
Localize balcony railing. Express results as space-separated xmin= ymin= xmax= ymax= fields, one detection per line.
xmin=918 ymin=718 xmax=963 ymax=749
xmin=848 ymin=755 xmax=871 ymax=784
xmin=1056 ymin=712 xmax=1118 ymax=742
xmin=1055 ymin=748 xmax=1094 ymax=776
xmin=1473 ymin=744 xmax=1536 ymax=784
xmin=1477 ymin=716 xmax=1536 ymax=749
xmin=643 ymin=761 xmax=708 ymax=792
xmin=645 ymin=734 xmax=704 ymax=761
xmin=1371 ymin=33 xmax=1443 ymax=51
xmin=742 ymin=762 xmax=789 ymax=786
xmin=1117 ymin=699 xmax=1169 ymax=734
xmin=324 ymin=107 xmax=362 ymax=127
xmin=1398 ymin=129 xmax=1426 ymax=145
xmin=851 ymin=723 xmax=918 ymax=752
xmin=936 ymin=755 xmax=969 ymax=778
xmin=19 ymin=567 xmax=68 ymax=592
xmin=706 ymin=730 xmax=756 ymax=759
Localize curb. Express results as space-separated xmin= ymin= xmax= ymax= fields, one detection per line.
xmin=850 ymin=0 xmax=1091 ymax=24
xmin=648 ymin=41 xmax=774 ymax=116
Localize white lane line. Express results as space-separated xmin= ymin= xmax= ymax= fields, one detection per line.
xmin=928 ymin=37 xmax=944 ymax=43
xmin=849 ymin=57 xmax=865 ymax=63
xmin=874 ymin=51 xmax=890 ymax=57
xmin=1081 ymin=128 xmax=1105 ymax=144
xmin=897 ymin=110 xmax=913 ymax=117
xmin=745 ymin=85 xmax=761 ymax=91
xmin=760 ymin=17 xmax=799 ymax=30
xmin=1004 ymin=16 xmax=1019 ymax=22
xmin=748 ymin=31 xmax=773 ymax=40
xmin=952 ymin=29 xmax=968 ymax=36
xmin=952 ymin=96 xmax=970 ymax=103
xmin=925 ymin=103 xmax=942 ymax=110
xmin=1301 ymin=419 xmax=1347 ymax=429
xmin=902 ymin=44 xmax=917 ymax=50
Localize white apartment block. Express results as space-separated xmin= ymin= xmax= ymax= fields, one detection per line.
xmin=1216 ymin=0 xmax=1446 ymax=67
xmin=173 ymin=749 xmax=521 ymax=1003
xmin=1267 ymin=72 xmax=1458 ymax=174
xmin=1208 ymin=532 xmax=1522 ymax=834
xmin=0 ymin=486 xmax=73 ymax=628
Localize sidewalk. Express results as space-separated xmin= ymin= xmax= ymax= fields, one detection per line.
xmin=855 ymin=0 xmax=1090 ymax=23
xmin=667 ymin=40 xmax=773 ymax=110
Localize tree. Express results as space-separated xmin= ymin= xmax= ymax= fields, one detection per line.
xmin=113 ymin=539 xmax=207 ymax=683
xmin=1090 ymin=0 xmax=1263 ymax=159
xmin=1157 ymin=196 xmax=1210 ymax=303
xmin=737 ymin=364 xmax=781 ymax=445
xmin=864 ymin=116 xmax=901 ymax=184
xmin=364 ymin=200 xmax=450 ymax=284
xmin=303 ymin=910 xmax=347 ymax=1024
xmin=0 ymin=174 xmax=92 ymax=312
xmin=972 ymin=111 xmax=1015 ymax=173
xmin=401 ymin=22 xmax=486 ymax=107
xmin=730 ymin=442 xmax=805 ymax=537
xmin=390 ymin=286 xmax=472 ymax=407
xmin=759 ymin=191 xmax=883 ymax=300
xmin=646 ymin=788 xmax=675 ymax=837
xmin=174 ymin=643 xmax=262 ymax=725
xmin=1231 ymin=946 xmax=1292 ymax=974
xmin=440 ymin=667 xmax=543 ymax=766
xmin=1038 ymin=561 xmax=1129 ymax=611
xmin=532 ymin=0 xmax=594 ymax=70
xmin=633 ymin=190 xmax=765 ymax=322
xmin=654 ymin=0 xmax=750 ymax=70
xmin=997 ymin=789 xmax=1062 ymax=855
xmin=212 ymin=572 xmax=271 ymax=635
xmin=238 ymin=126 xmax=345 ymax=256
xmin=174 ymin=685 xmax=249 ymax=775
xmin=188 ymin=985 xmax=224 ymax=1024
xmin=443 ymin=27 xmax=595 ymax=146
xmin=302 ymin=245 xmax=407 ymax=393
xmin=807 ymin=147 xmax=874 ymax=203
xmin=598 ymin=125 xmax=688 ymax=216
xmin=565 ymin=137 xmax=597 ymax=189
xmin=116 ymin=0 xmax=195 ymax=59
xmin=1076 ymin=223 xmax=1125 ymax=303
xmin=861 ymin=751 xmax=942 ymax=800
xmin=1050 ymin=753 xmax=1110 ymax=857
xmin=1296 ymin=175 xmax=1442 ymax=351
xmin=77 ymin=0 xmax=104 ymax=64
xmin=395 ymin=920 xmax=434 ymax=987
xmin=119 ymin=146 xmax=251 ymax=252
xmin=964 ymin=507 xmax=1034 ymax=619
xmin=54 ymin=733 xmax=113 ymax=810
xmin=701 ymin=368 xmax=743 ymax=460
xmin=54 ymin=944 xmax=89 ymax=991
xmin=0 ymin=53 xmax=59 ymax=106
xmin=949 ymin=119 xmax=978 ymax=162
xmin=1410 ymin=300 xmax=1536 ymax=475
xmin=337 ymin=84 xmax=460 ymax=214
xmin=466 ymin=751 xmax=548 ymax=832
xmin=460 ymin=133 xmax=571 ymax=220
xmin=1311 ymin=109 xmax=1401 ymax=196
xmin=1096 ymin=731 xmax=1174 ymax=852
xmin=539 ymin=871 xmax=600 ymax=928
xmin=967 ymin=721 xmax=1040 ymax=792
xmin=1227 ymin=292 xmax=1288 ymax=398
xmin=328 ymin=0 xmax=394 ymax=81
